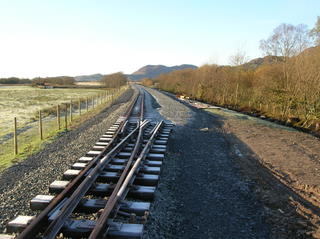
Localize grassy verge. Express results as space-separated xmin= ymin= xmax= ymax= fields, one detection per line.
xmin=0 ymin=86 xmax=128 ymax=171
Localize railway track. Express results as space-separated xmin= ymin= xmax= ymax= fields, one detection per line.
xmin=1 ymin=89 xmax=173 ymax=239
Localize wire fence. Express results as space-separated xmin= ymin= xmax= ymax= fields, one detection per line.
xmin=2 ymin=87 xmax=125 ymax=168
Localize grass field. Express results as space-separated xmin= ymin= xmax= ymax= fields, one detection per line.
xmin=0 ymin=86 xmax=104 ymax=138
xmin=0 ymin=85 xmax=123 ymax=170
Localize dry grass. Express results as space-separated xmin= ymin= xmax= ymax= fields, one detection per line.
xmin=0 ymin=85 xmax=128 ymax=170
xmin=0 ymin=86 xmax=104 ymax=138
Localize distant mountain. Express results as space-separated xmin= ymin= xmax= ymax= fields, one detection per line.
xmin=128 ymin=64 xmax=198 ymax=81
xmin=241 ymin=46 xmax=320 ymax=70
xmin=75 ymin=74 xmax=104 ymax=82
xmin=242 ymin=55 xmax=284 ymax=69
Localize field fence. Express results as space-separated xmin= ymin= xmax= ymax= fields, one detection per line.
xmin=0 ymin=86 xmax=126 ymax=169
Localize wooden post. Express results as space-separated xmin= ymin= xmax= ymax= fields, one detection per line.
xmin=70 ymin=100 xmax=73 ymax=122
xmin=13 ymin=117 xmax=18 ymax=155
xmin=92 ymin=96 xmax=95 ymax=108
xmin=57 ymin=105 xmax=61 ymax=130
xmin=65 ymin=105 xmax=68 ymax=130
xmin=86 ymin=97 xmax=88 ymax=112
xmin=39 ymin=110 xmax=43 ymax=140
xmin=79 ymin=98 xmax=81 ymax=116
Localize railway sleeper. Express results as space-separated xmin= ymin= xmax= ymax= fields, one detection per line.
xmin=0 ymin=234 xmax=14 ymax=239
xmin=95 ymin=142 xmax=109 ymax=146
xmin=86 ymin=150 xmax=102 ymax=157
xmin=103 ymin=165 xmax=161 ymax=175
xmin=111 ymin=158 xmax=162 ymax=167
xmin=92 ymin=145 xmax=105 ymax=151
xmin=49 ymin=180 xmax=156 ymax=199
xmin=143 ymin=139 xmax=167 ymax=145
xmin=99 ymin=137 xmax=113 ymax=142
xmin=147 ymin=153 xmax=165 ymax=161
xmin=72 ymin=162 xmax=87 ymax=170
xmin=63 ymin=219 xmax=143 ymax=239
xmin=96 ymin=172 xmax=159 ymax=186
xmin=7 ymin=217 xmax=143 ymax=239
xmin=62 ymin=165 xmax=161 ymax=180
xmin=30 ymin=195 xmax=150 ymax=216
xmin=117 ymin=152 xmax=133 ymax=158
xmin=156 ymin=136 xmax=169 ymax=141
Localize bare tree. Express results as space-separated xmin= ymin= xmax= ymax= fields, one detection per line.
xmin=229 ymin=48 xmax=249 ymax=66
xmin=296 ymin=24 xmax=311 ymax=53
xmin=101 ymin=72 xmax=127 ymax=88
xmin=310 ymin=16 xmax=320 ymax=46
xmin=260 ymin=23 xmax=311 ymax=58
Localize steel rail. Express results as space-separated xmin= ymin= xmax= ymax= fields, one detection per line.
xmin=139 ymin=90 xmax=144 ymax=122
xmin=89 ymin=93 xmax=148 ymax=238
xmin=89 ymin=121 xmax=163 ymax=238
xmin=16 ymin=91 xmax=140 ymax=239
xmin=42 ymin=121 xmax=147 ymax=239
xmin=42 ymin=94 xmax=145 ymax=239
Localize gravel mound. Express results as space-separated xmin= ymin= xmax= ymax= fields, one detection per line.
xmin=142 ymin=87 xmax=270 ymax=239
xmin=0 ymin=89 xmax=133 ymax=233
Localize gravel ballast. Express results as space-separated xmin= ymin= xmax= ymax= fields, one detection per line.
xmin=0 ymin=88 xmax=133 ymax=233
xmin=0 ymin=86 xmax=272 ymax=238
xmin=142 ymin=87 xmax=270 ymax=239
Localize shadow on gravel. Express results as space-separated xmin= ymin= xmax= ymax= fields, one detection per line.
xmin=145 ymin=91 xmax=316 ymax=239
xmin=227 ymin=131 xmax=319 ymax=238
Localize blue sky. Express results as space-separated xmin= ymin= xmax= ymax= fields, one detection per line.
xmin=0 ymin=0 xmax=319 ymax=78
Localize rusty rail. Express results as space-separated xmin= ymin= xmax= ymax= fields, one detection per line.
xmin=16 ymin=91 xmax=140 ymax=239
xmin=89 ymin=120 xmax=163 ymax=238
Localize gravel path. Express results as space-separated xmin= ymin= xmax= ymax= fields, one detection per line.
xmin=0 ymin=88 xmax=134 ymax=233
xmin=142 ymin=87 xmax=270 ymax=239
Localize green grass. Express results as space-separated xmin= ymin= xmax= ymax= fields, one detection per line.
xmin=0 ymin=85 xmax=128 ymax=171
xmin=0 ymin=119 xmax=62 ymax=170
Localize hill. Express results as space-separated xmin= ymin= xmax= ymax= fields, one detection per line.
xmin=75 ymin=74 xmax=104 ymax=82
xmin=128 ymin=64 xmax=198 ymax=81
xmin=242 ymin=56 xmax=284 ymax=69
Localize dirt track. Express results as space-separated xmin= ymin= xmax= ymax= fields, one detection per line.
xmin=206 ymin=107 xmax=320 ymax=238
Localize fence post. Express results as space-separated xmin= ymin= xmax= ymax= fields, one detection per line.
xmin=86 ymin=97 xmax=88 ymax=112
xmin=70 ymin=100 xmax=73 ymax=122
xmin=92 ymin=96 xmax=95 ymax=108
xmin=57 ymin=105 xmax=61 ymax=130
xmin=79 ymin=98 xmax=81 ymax=116
xmin=65 ymin=105 xmax=68 ymax=130
xmin=13 ymin=117 xmax=18 ymax=155
xmin=39 ymin=110 xmax=43 ymax=140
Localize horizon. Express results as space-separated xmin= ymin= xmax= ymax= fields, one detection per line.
xmin=0 ymin=0 xmax=319 ymax=78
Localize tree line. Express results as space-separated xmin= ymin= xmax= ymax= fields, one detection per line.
xmin=147 ymin=17 xmax=320 ymax=131
xmin=0 ymin=77 xmax=31 ymax=84
xmin=32 ymin=76 xmax=75 ymax=86
xmin=100 ymin=72 xmax=127 ymax=88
